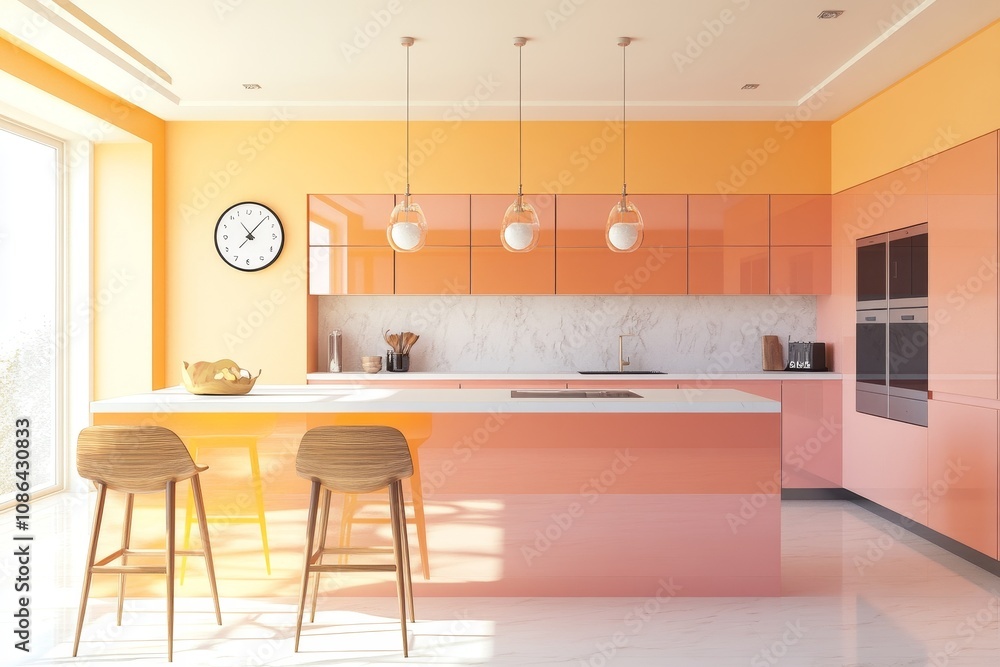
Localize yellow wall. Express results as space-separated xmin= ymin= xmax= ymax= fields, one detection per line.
xmin=832 ymin=20 xmax=1000 ymax=192
xmin=93 ymin=143 xmax=152 ymax=399
xmin=166 ymin=119 xmax=831 ymax=384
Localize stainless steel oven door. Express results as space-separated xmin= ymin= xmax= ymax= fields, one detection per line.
xmin=857 ymin=233 xmax=888 ymax=310
xmin=888 ymin=307 xmax=928 ymax=426
xmin=856 ymin=310 xmax=888 ymax=418
xmin=888 ymin=224 xmax=928 ymax=309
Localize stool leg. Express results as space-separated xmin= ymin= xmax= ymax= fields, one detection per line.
xmin=180 ymin=443 xmax=198 ymax=585
xmin=310 ymin=488 xmax=332 ymax=623
xmin=191 ymin=475 xmax=222 ymax=625
xmin=338 ymin=493 xmax=355 ymax=565
xmin=409 ymin=453 xmax=430 ymax=579
xmin=165 ymin=481 xmax=176 ymax=662
xmin=295 ymin=481 xmax=320 ymax=652
xmin=388 ymin=481 xmax=409 ymax=658
xmin=117 ymin=492 xmax=135 ymax=625
xmin=395 ymin=482 xmax=415 ymax=622
xmin=247 ymin=441 xmax=271 ymax=575
xmin=73 ymin=484 xmax=107 ymax=657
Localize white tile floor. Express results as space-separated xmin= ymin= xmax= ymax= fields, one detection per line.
xmin=2 ymin=495 xmax=999 ymax=666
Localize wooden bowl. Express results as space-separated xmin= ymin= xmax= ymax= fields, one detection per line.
xmin=182 ymin=359 xmax=260 ymax=395
xmin=361 ymin=355 xmax=382 ymax=374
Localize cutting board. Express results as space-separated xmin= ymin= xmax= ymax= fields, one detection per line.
xmin=761 ymin=335 xmax=784 ymax=371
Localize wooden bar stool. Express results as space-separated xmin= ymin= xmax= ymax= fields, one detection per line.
xmin=294 ymin=425 xmax=415 ymax=657
xmin=73 ymin=425 xmax=222 ymax=662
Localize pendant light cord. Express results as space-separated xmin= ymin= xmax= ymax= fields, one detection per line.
xmin=518 ymin=43 xmax=523 ymax=197
xmin=405 ymin=43 xmax=410 ymax=199
xmin=622 ymin=39 xmax=627 ymax=198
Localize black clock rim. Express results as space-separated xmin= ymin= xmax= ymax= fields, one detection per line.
xmin=214 ymin=201 xmax=285 ymax=272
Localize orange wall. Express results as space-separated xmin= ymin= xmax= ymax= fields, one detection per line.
xmin=165 ymin=119 xmax=830 ymax=384
xmin=832 ymin=20 xmax=1000 ymax=193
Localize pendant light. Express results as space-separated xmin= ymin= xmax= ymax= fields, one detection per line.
xmin=606 ymin=37 xmax=643 ymax=253
xmin=387 ymin=36 xmax=427 ymax=253
xmin=500 ymin=37 xmax=540 ymax=253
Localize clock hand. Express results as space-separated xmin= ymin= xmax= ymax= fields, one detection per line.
xmin=246 ymin=216 xmax=269 ymax=240
xmin=241 ymin=222 xmax=253 ymax=237
xmin=239 ymin=237 xmax=250 ymax=248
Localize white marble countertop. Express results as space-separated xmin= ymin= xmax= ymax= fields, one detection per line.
xmin=91 ymin=385 xmax=780 ymax=414
xmin=306 ymin=371 xmax=841 ymax=382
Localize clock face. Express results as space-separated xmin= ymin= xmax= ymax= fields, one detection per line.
xmin=215 ymin=202 xmax=284 ymax=272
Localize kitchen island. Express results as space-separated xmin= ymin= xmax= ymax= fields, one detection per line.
xmin=91 ymin=386 xmax=781 ymax=597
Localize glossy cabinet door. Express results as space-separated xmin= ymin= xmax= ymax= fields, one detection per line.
xmin=770 ymin=194 xmax=832 ymax=246
xmin=471 ymin=247 xmax=555 ymax=294
xmin=308 ymin=194 xmax=394 ymax=246
xmin=470 ymin=194 xmax=555 ymax=246
xmin=675 ymin=380 xmax=781 ymax=400
xmin=927 ymin=399 xmax=998 ymax=559
xmin=927 ymin=132 xmax=999 ymax=400
xmin=397 ymin=194 xmax=471 ymax=246
xmin=780 ymin=380 xmax=842 ymax=489
xmin=770 ymin=246 xmax=832 ymax=294
xmin=394 ymin=246 xmax=471 ymax=295
xmin=555 ymin=194 xmax=686 ymax=247
xmin=556 ymin=247 xmax=686 ymax=294
xmin=688 ymin=194 xmax=768 ymax=246
xmin=688 ymin=246 xmax=768 ymax=294
xmin=308 ymin=246 xmax=394 ymax=295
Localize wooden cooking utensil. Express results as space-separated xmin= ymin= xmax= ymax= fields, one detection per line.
xmin=761 ymin=335 xmax=784 ymax=371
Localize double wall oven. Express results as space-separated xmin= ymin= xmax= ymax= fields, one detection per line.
xmin=856 ymin=223 xmax=928 ymax=427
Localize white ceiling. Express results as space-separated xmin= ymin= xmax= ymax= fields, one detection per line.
xmin=1 ymin=0 xmax=998 ymax=122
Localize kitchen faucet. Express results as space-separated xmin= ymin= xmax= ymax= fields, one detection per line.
xmin=618 ymin=334 xmax=636 ymax=372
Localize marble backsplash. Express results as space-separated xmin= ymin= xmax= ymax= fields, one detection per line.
xmin=317 ymin=295 xmax=816 ymax=374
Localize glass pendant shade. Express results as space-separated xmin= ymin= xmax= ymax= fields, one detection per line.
xmin=387 ymin=194 xmax=427 ymax=252
xmin=500 ymin=194 xmax=540 ymax=252
xmin=606 ymin=195 xmax=644 ymax=252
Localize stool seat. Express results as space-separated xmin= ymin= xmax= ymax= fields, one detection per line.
xmin=73 ymin=425 xmax=221 ymax=663
xmin=294 ymin=425 xmax=416 ymax=657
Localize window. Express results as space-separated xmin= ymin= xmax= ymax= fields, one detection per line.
xmin=0 ymin=119 xmax=63 ymax=505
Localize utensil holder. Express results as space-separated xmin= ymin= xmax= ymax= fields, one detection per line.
xmin=386 ymin=351 xmax=409 ymax=372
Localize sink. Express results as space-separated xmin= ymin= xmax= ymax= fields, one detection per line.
xmin=510 ymin=389 xmax=642 ymax=399
xmin=578 ymin=370 xmax=666 ymax=375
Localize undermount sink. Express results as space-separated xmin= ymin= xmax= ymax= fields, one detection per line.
xmin=577 ymin=370 xmax=666 ymax=375
xmin=511 ymin=389 xmax=642 ymax=399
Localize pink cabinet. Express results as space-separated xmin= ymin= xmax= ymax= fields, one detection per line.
xmin=308 ymin=246 xmax=394 ymax=295
xmin=308 ymin=194 xmax=394 ymax=246
xmin=770 ymin=195 xmax=831 ymax=245
xmin=556 ymin=247 xmax=687 ymax=294
xmin=769 ymin=246 xmax=831 ymax=295
xmin=555 ymin=194 xmax=686 ymax=247
xmin=688 ymin=194 xmax=768 ymax=246
xmin=780 ymin=380 xmax=842 ymax=489
xmin=927 ymin=399 xmax=998 ymax=559
xmin=394 ymin=247 xmax=471 ymax=295
xmin=927 ymin=132 xmax=999 ymax=401
xmin=688 ymin=246 xmax=769 ymax=295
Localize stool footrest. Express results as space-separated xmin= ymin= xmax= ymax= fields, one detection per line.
xmin=92 ymin=565 xmax=166 ymax=575
xmin=310 ymin=564 xmax=397 ymax=573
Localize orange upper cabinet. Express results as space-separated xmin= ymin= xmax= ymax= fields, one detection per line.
xmin=688 ymin=194 xmax=768 ymax=246
xmin=470 ymin=194 xmax=555 ymax=246
xmin=927 ymin=132 xmax=999 ymax=400
xmin=308 ymin=194 xmax=394 ymax=246
xmin=308 ymin=246 xmax=394 ymax=295
xmin=471 ymin=247 xmax=555 ymax=294
xmin=689 ymin=246 xmax=768 ymax=295
xmin=394 ymin=246 xmax=471 ymax=295
xmin=770 ymin=194 xmax=832 ymax=246
xmin=555 ymin=194 xmax=686 ymax=247
xmin=769 ymin=246 xmax=831 ymax=295
xmin=397 ymin=194 xmax=470 ymax=246
xmin=556 ymin=247 xmax=687 ymax=294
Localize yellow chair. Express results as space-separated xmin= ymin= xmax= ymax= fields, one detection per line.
xmin=73 ymin=425 xmax=221 ymax=663
xmin=294 ymin=425 xmax=416 ymax=657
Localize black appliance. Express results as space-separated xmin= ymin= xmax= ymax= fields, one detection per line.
xmin=856 ymin=223 xmax=927 ymax=427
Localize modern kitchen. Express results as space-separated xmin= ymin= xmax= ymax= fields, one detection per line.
xmin=2 ymin=2 xmax=1000 ymax=665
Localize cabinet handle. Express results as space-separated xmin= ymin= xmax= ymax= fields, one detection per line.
xmin=865 ymin=316 xmax=876 ymax=322
xmin=901 ymin=315 xmax=915 ymax=321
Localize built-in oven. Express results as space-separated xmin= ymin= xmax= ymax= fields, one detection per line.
xmin=856 ymin=310 xmax=888 ymax=418
xmin=888 ymin=307 xmax=929 ymax=426
xmin=857 ymin=233 xmax=888 ymax=310
xmin=888 ymin=224 xmax=928 ymax=308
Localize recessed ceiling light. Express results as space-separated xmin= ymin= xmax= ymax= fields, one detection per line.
xmin=818 ymin=10 xmax=844 ymax=19
xmin=242 ymin=83 xmax=262 ymax=90
xmin=741 ymin=83 xmax=760 ymax=90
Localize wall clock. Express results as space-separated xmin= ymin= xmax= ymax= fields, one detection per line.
xmin=214 ymin=201 xmax=284 ymax=271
